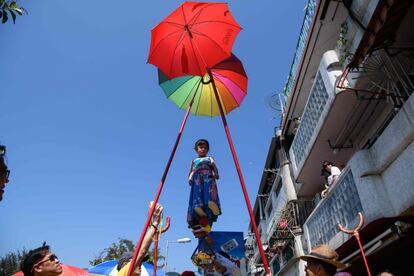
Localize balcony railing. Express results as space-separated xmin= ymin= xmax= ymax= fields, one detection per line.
xmin=289 ymin=50 xmax=342 ymax=177
xmin=291 ymin=199 xmax=315 ymax=227
xmin=304 ymin=168 xmax=363 ymax=248
xmin=284 ymin=0 xmax=317 ymax=98
xmin=266 ymin=184 xmax=288 ymax=237
xmin=291 ymin=71 xmax=330 ymax=167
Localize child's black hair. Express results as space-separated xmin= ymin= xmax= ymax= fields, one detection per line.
xmin=194 ymin=139 xmax=209 ymax=150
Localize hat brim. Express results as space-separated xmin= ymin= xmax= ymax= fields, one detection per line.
xmin=298 ymin=255 xmax=346 ymax=269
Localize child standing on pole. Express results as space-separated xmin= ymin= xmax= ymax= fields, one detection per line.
xmin=187 ymin=139 xmax=222 ymax=237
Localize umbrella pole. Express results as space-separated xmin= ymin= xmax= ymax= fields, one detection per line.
xmin=127 ymin=98 xmax=195 ymax=276
xmin=339 ymin=212 xmax=372 ymax=276
xmin=207 ymin=69 xmax=271 ymax=275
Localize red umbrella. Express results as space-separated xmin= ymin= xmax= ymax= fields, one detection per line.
xmin=148 ymin=1 xmax=241 ymax=79
xmin=13 ymin=264 xmax=92 ymax=276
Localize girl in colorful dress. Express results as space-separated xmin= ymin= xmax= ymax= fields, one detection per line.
xmin=187 ymin=139 xmax=222 ymax=236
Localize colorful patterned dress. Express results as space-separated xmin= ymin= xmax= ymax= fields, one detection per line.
xmin=187 ymin=156 xmax=222 ymax=228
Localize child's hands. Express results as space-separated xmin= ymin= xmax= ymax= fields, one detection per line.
xmin=215 ymin=174 xmax=219 ymax=180
xmin=188 ymin=177 xmax=192 ymax=185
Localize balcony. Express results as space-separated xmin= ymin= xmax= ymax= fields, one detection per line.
xmin=284 ymin=0 xmax=317 ymax=98
xmin=288 ymin=42 xmax=414 ymax=197
xmin=303 ymin=92 xmax=414 ymax=250
xmin=265 ymin=178 xmax=287 ymax=238
xmin=289 ymin=49 xmax=350 ymax=196
xmin=304 ymin=168 xmax=363 ymax=248
xmin=283 ymin=0 xmax=349 ymax=131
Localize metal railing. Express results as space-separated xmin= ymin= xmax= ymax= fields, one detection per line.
xmin=304 ymin=168 xmax=363 ymax=247
xmin=284 ymin=0 xmax=317 ymax=98
xmin=291 ymin=72 xmax=330 ymax=167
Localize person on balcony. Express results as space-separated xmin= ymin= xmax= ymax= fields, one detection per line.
xmin=298 ymin=244 xmax=346 ymax=276
xmin=320 ymin=161 xmax=341 ymax=198
xmin=322 ymin=161 xmax=341 ymax=186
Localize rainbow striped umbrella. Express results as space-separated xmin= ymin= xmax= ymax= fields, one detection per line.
xmin=158 ymin=54 xmax=247 ymax=117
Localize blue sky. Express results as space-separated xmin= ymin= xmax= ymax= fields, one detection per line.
xmin=0 ymin=0 xmax=306 ymax=272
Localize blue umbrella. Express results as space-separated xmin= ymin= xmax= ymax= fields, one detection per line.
xmin=88 ymin=260 xmax=166 ymax=276
xmin=88 ymin=260 xmax=118 ymax=275
xmin=142 ymin=263 xmax=166 ymax=276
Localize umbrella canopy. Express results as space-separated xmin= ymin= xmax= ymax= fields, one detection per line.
xmin=88 ymin=260 xmax=118 ymax=276
xmin=88 ymin=260 xmax=166 ymax=276
xmin=158 ymin=54 xmax=247 ymax=116
xmin=13 ymin=264 xmax=92 ymax=276
xmin=148 ymin=1 xmax=241 ymax=79
xmin=142 ymin=263 xmax=166 ymax=276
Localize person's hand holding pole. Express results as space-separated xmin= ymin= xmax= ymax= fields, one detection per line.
xmin=130 ymin=203 xmax=164 ymax=276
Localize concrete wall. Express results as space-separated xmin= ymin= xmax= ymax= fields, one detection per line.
xmin=350 ymin=91 xmax=414 ymax=221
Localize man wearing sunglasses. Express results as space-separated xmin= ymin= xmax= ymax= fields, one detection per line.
xmin=20 ymin=243 xmax=63 ymax=276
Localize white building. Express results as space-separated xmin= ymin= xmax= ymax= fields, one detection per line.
xmin=247 ymin=0 xmax=414 ymax=275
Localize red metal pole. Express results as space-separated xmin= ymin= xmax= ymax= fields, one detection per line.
xmin=355 ymin=232 xmax=372 ymax=276
xmin=126 ymin=97 xmax=196 ymax=276
xmin=207 ymin=69 xmax=271 ymax=275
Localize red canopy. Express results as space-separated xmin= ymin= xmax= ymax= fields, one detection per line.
xmin=13 ymin=264 xmax=92 ymax=276
xmin=148 ymin=2 xmax=241 ymax=79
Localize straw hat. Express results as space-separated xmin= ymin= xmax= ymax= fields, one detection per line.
xmin=298 ymin=244 xmax=346 ymax=269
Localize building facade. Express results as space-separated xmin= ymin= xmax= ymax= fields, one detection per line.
xmin=246 ymin=0 xmax=414 ymax=275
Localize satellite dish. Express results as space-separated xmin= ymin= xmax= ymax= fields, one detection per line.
xmin=265 ymin=91 xmax=286 ymax=115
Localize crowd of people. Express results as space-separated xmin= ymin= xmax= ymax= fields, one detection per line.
xmin=18 ymin=240 xmax=397 ymax=276
xmin=17 ymin=201 xmax=242 ymax=276
xmin=3 ymin=143 xmax=395 ymax=276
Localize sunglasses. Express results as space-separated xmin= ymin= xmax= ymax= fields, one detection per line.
xmin=30 ymin=254 xmax=59 ymax=272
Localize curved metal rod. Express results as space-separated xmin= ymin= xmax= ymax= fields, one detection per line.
xmin=161 ymin=217 xmax=171 ymax=233
xmin=338 ymin=212 xmax=371 ymax=276
xmin=338 ymin=212 xmax=364 ymax=234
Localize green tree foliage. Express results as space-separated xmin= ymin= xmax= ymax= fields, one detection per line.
xmin=89 ymin=239 xmax=165 ymax=269
xmin=0 ymin=0 xmax=27 ymax=24
xmin=89 ymin=238 xmax=135 ymax=266
xmin=145 ymin=247 xmax=165 ymax=269
xmin=0 ymin=248 xmax=29 ymax=276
